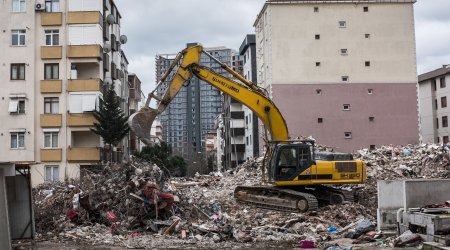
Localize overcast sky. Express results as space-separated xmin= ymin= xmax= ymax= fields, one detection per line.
xmin=115 ymin=0 xmax=450 ymax=95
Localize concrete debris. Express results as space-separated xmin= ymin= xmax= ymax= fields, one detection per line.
xmin=33 ymin=143 xmax=450 ymax=248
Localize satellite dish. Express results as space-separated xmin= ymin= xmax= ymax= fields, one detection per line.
xmin=119 ymin=35 xmax=127 ymax=44
xmin=103 ymin=77 xmax=112 ymax=85
xmin=103 ymin=42 xmax=111 ymax=53
xmin=106 ymin=14 xmax=115 ymax=24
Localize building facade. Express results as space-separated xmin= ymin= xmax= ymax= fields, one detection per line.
xmin=128 ymin=73 xmax=142 ymax=154
xmin=155 ymin=44 xmax=232 ymax=164
xmin=418 ymin=66 xmax=450 ymax=143
xmin=0 ymin=0 xmax=130 ymax=185
xmin=254 ymin=0 xmax=419 ymax=152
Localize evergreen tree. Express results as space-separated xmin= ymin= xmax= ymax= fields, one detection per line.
xmin=136 ymin=142 xmax=187 ymax=177
xmin=91 ymin=83 xmax=130 ymax=160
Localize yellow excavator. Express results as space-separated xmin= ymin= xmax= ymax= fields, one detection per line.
xmin=129 ymin=44 xmax=366 ymax=212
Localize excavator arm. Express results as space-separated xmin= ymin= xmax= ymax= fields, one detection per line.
xmin=129 ymin=44 xmax=289 ymax=145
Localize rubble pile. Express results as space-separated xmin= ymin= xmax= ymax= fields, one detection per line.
xmin=353 ymin=144 xmax=450 ymax=212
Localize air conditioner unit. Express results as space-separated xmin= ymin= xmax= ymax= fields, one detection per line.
xmin=35 ymin=3 xmax=45 ymax=11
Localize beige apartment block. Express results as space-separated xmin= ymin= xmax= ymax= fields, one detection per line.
xmin=418 ymin=66 xmax=450 ymax=144
xmin=0 ymin=0 xmax=134 ymax=186
xmin=254 ymin=0 xmax=419 ymax=152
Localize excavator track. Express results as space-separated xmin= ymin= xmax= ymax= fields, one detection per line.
xmin=299 ymin=185 xmax=355 ymax=204
xmin=234 ymin=186 xmax=319 ymax=212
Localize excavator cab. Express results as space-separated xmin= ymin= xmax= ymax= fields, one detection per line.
xmin=268 ymin=140 xmax=315 ymax=182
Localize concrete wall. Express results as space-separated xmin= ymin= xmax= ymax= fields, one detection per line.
xmin=6 ymin=174 xmax=32 ymax=239
xmin=403 ymin=179 xmax=450 ymax=209
xmin=0 ymin=167 xmax=12 ymax=250
xmin=71 ymin=130 xmax=100 ymax=147
xmin=272 ymin=83 xmax=419 ymax=152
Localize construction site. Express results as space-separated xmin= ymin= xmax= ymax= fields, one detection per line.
xmin=1 ymin=0 xmax=450 ymax=249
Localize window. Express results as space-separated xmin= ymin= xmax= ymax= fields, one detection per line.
xmin=69 ymin=92 xmax=101 ymax=113
xmin=432 ymin=79 xmax=437 ymax=91
xmin=363 ymin=6 xmax=369 ymax=12
xmin=344 ymin=132 xmax=352 ymax=139
xmin=444 ymin=136 xmax=449 ymax=144
xmin=435 ymin=99 xmax=438 ymax=110
xmin=45 ymin=166 xmax=59 ymax=182
xmin=318 ymin=118 xmax=323 ymax=123
xmin=246 ymin=136 xmax=249 ymax=145
xmin=11 ymin=30 xmax=25 ymax=46
xmin=341 ymin=76 xmax=349 ymax=82
xmin=437 ymin=137 xmax=440 ymax=143
xmin=12 ymin=0 xmax=26 ymax=12
xmin=45 ymin=30 xmax=59 ymax=45
xmin=443 ymin=116 xmax=448 ymax=128
xmin=316 ymin=62 xmax=321 ymax=67
xmin=44 ymin=63 xmax=59 ymax=79
xmin=44 ymin=97 xmax=59 ymax=114
xmin=365 ymin=34 xmax=370 ymax=39
xmin=440 ymin=77 xmax=446 ymax=88
xmin=370 ymin=145 xmax=376 ymax=150
xmin=315 ymin=34 xmax=320 ymax=40
xmin=11 ymin=63 xmax=25 ymax=80
xmin=9 ymin=98 xmax=26 ymax=114
xmin=369 ymin=116 xmax=374 ymax=122
xmin=343 ymin=104 xmax=350 ymax=110
xmin=44 ymin=131 xmax=58 ymax=148
xmin=365 ymin=61 xmax=371 ymax=67
xmin=368 ymin=89 xmax=373 ymax=95
xmin=437 ymin=118 xmax=439 ymax=129
xmin=339 ymin=21 xmax=346 ymax=28
xmin=45 ymin=0 xmax=60 ymax=12
xmin=10 ymin=132 xmax=25 ymax=149
xmin=314 ymin=6 xmax=319 ymax=12
xmin=316 ymin=89 xmax=322 ymax=95
xmin=340 ymin=49 xmax=348 ymax=55
xmin=442 ymin=96 xmax=447 ymax=108
xmin=245 ymin=116 xmax=248 ymax=125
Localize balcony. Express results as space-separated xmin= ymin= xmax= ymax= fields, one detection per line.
xmin=67 ymin=113 xmax=96 ymax=127
xmin=41 ymin=12 xmax=62 ymax=26
xmin=68 ymin=45 xmax=102 ymax=59
xmin=41 ymin=46 xmax=62 ymax=59
xmin=40 ymin=114 xmax=62 ymax=127
xmin=40 ymin=80 xmax=62 ymax=93
xmin=41 ymin=149 xmax=62 ymax=162
xmin=68 ymin=147 xmax=100 ymax=162
xmin=67 ymin=11 xmax=102 ymax=25
xmin=68 ymin=79 xmax=102 ymax=92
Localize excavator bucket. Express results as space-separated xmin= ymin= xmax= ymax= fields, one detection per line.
xmin=128 ymin=107 xmax=159 ymax=145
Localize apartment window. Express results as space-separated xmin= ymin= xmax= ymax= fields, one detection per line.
xmin=444 ymin=136 xmax=449 ymax=144
xmin=245 ymin=116 xmax=248 ymax=125
xmin=316 ymin=62 xmax=321 ymax=67
xmin=437 ymin=118 xmax=439 ymax=129
xmin=45 ymin=0 xmax=60 ymax=12
xmin=44 ymin=63 xmax=59 ymax=79
xmin=365 ymin=34 xmax=370 ymax=39
xmin=44 ymin=97 xmax=59 ymax=114
xmin=11 ymin=63 xmax=25 ymax=80
xmin=442 ymin=96 xmax=447 ymax=108
xmin=9 ymin=98 xmax=25 ymax=114
xmin=246 ymin=136 xmax=249 ymax=146
xmin=341 ymin=76 xmax=349 ymax=82
xmin=432 ymin=79 xmax=437 ymax=91
xmin=45 ymin=166 xmax=59 ymax=182
xmin=365 ymin=61 xmax=371 ymax=67
xmin=437 ymin=137 xmax=440 ymax=143
xmin=45 ymin=30 xmax=59 ymax=45
xmin=369 ymin=116 xmax=374 ymax=122
xmin=11 ymin=30 xmax=26 ymax=46
xmin=69 ymin=92 xmax=101 ymax=113
xmin=340 ymin=49 xmax=348 ymax=55
xmin=343 ymin=104 xmax=350 ymax=111
xmin=316 ymin=89 xmax=322 ymax=95
xmin=344 ymin=132 xmax=352 ymax=139
xmin=315 ymin=34 xmax=320 ymax=40
xmin=12 ymin=0 xmax=26 ymax=12
xmin=339 ymin=21 xmax=346 ymax=28
xmin=368 ymin=89 xmax=373 ymax=95
xmin=314 ymin=7 xmax=319 ymax=12
xmin=443 ymin=116 xmax=448 ymax=128
xmin=440 ymin=77 xmax=446 ymax=88
xmin=363 ymin=6 xmax=369 ymax=12
xmin=10 ymin=132 xmax=25 ymax=149
xmin=370 ymin=145 xmax=376 ymax=150
xmin=318 ymin=118 xmax=323 ymax=123
xmin=435 ymin=99 xmax=438 ymax=110
xmin=44 ymin=131 xmax=58 ymax=148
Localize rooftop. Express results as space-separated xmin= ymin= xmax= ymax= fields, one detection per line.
xmin=418 ymin=66 xmax=450 ymax=83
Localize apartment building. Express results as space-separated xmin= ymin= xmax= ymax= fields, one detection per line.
xmin=155 ymin=44 xmax=232 ymax=163
xmin=0 ymin=0 xmax=130 ymax=185
xmin=239 ymin=34 xmax=260 ymax=160
xmin=128 ymin=73 xmax=142 ymax=155
xmin=418 ymin=66 xmax=450 ymax=143
xmin=254 ymin=0 xmax=419 ymax=152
